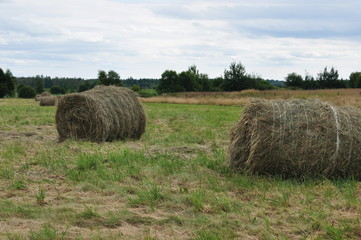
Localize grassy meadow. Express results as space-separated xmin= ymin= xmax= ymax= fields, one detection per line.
xmin=0 ymin=96 xmax=360 ymax=239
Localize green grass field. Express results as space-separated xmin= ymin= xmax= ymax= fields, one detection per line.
xmin=0 ymin=99 xmax=360 ymax=239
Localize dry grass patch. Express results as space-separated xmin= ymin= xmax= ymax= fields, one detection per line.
xmin=141 ymin=88 xmax=361 ymax=107
xmin=140 ymin=96 xmax=249 ymax=106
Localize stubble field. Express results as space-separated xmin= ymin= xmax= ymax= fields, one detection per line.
xmin=0 ymin=96 xmax=360 ymax=239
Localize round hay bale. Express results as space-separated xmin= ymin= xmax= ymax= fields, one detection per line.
xmin=55 ymin=85 xmax=146 ymax=142
xmin=35 ymin=92 xmax=52 ymax=101
xmin=229 ymin=99 xmax=361 ymax=179
xmin=40 ymin=96 xmax=57 ymax=106
xmin=41 ymin=91 xmax=51 ymax=97
xmin=35 ymin=94 xmax=41 ymax=101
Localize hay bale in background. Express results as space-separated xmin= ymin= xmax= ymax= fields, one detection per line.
xmin=229 ymin=99 xmax=361 ymax=179
xmin=41 ymin=91 xmax=51 ymax=97
xmin=55 ymin=85 xmax=146 ymax=142
xmin=35 ymin=91 xmax=52 ymax=101
xmin=40 ymin=96 xmax=57 ymax=106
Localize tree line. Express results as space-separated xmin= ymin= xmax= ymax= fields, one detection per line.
xmin=284 ymin=67 xmax=356 ymax=89
xmin=12 ymin=71 xmax=159 ymax=96
xmin=1 ymin=62 xmax=361 ymax=98
xmin=157 ymin=63 xmax=274 ymax=93
xmin=158 ymin=63 xmax=361 ymax=93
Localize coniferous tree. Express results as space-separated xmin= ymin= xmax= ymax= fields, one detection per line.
xmin=0 ymin=68 xmax=15 ymax=98
xmin=35 ymin=75 xmax=44 ymax=94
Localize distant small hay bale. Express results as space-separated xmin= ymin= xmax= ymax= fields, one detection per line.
xmin=55 ymin=85 xmax=146 ymax=142
xmin=40 ymin=96 xmax=57 ymax=106
xmin=41 ymin=91 xmax=51 ymax=97
xmin=35 ymin=92 xmax=52 ymax=101
xmin=228 ymin=99 xmax=361 ymax=179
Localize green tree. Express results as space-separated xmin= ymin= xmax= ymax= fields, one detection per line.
xmin=17 ymin=84 xmax=25 ymax=94
xmin=188 ymin=65 xmax=199 ymax=76
xmin=349 ymin=72 xmax=361 ymax=88
xmin=187 ymin=65 xmax=212 ymax=91
xmin=211 ymin=77 xmax=224 ymax=91
xmin=157 ymin=70 xmax=183 ymax=93
xmin=44 ymin=76 xmax=53 ymax=89
xmin=178 ymin=71 xmax=198 ymax=91
xmin=98 ymin=70 xmax=108 ymax=85
xmin=107 ymin=70 xmax=122 ymax=86
xmin=0 ymin=68 xmax=15 ymax=98
xmin=18 ymin=85 xmax=36 ymax=98
xmin=223 ymin=62 xmax=249 ymax=91
xmin=131 ymin=85 xmax=141 ymax=92
xmin=5 ymin=69 xmax=15 ymax=97
xmin=303 ymin=73 xmax=318 ymax=89
xmin=178 ymin=65 xmax=206 ymax=92
xmin=78 ymin=83 xmax=89 ymax=92
xmin=35 ymin=75 xmax=44 ymax=94
xmin=254 ymin=79 xmax=274 ymax=90
xmin=356 ymin=75 xmax=361 ymax=88
xmin=78 ymin=81 xmax=95 ymax=92
xmin=198 ymin=73 xmax=211 ymax=91
xmin=98 ymin=70 xmax=123 ymax=86
xmin=50 ymin=85 xmax=65 ymax=94
xmin=317 ymin=67 xmax=339 ymax=88
xmin=285 ymin=72 xmax=303 ymax=88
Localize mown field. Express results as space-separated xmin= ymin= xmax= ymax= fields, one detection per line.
xmin=0 ymin=98 xmax=360 ymax=240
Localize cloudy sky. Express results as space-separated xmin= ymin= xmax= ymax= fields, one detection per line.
xmin=1 ymin=0 xmax=360 ymax=80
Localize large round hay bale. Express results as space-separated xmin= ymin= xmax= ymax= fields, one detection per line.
xmin=55 ymin=85 xmax=146 ymax=142
xmin=40 ymin=96 xmax=57 ymax=106
xmin=229 ymin=99 xmax=361 ymax=179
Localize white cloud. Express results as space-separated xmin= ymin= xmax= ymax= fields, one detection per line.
xmin=0 ymin=0 xmax=360 ymax=79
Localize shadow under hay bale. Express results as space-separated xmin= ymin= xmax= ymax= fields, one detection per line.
xmin=229 ymin=99 xmax=361 ymax=179
xmin=55 ymin=85 xmax=146 ymax=142
xmin=40 ymin=96 xmax=57 ymax=106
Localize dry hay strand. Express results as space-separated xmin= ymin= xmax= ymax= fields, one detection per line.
xmin=55 ymin=85 xmax=146 ymax=142
xmin=229 ymin=98 xmax=361 ymax=179
xmin=40 ymin=96 xmax=57 ymax=106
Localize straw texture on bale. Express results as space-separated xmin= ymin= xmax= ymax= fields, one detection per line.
xmin=229 ymin=99 xmax=361 ymax=179
xmin=40 ymin=96 xmax=56 ymax=106
xmin=56 ymin=85 xmax=146 ymax=142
